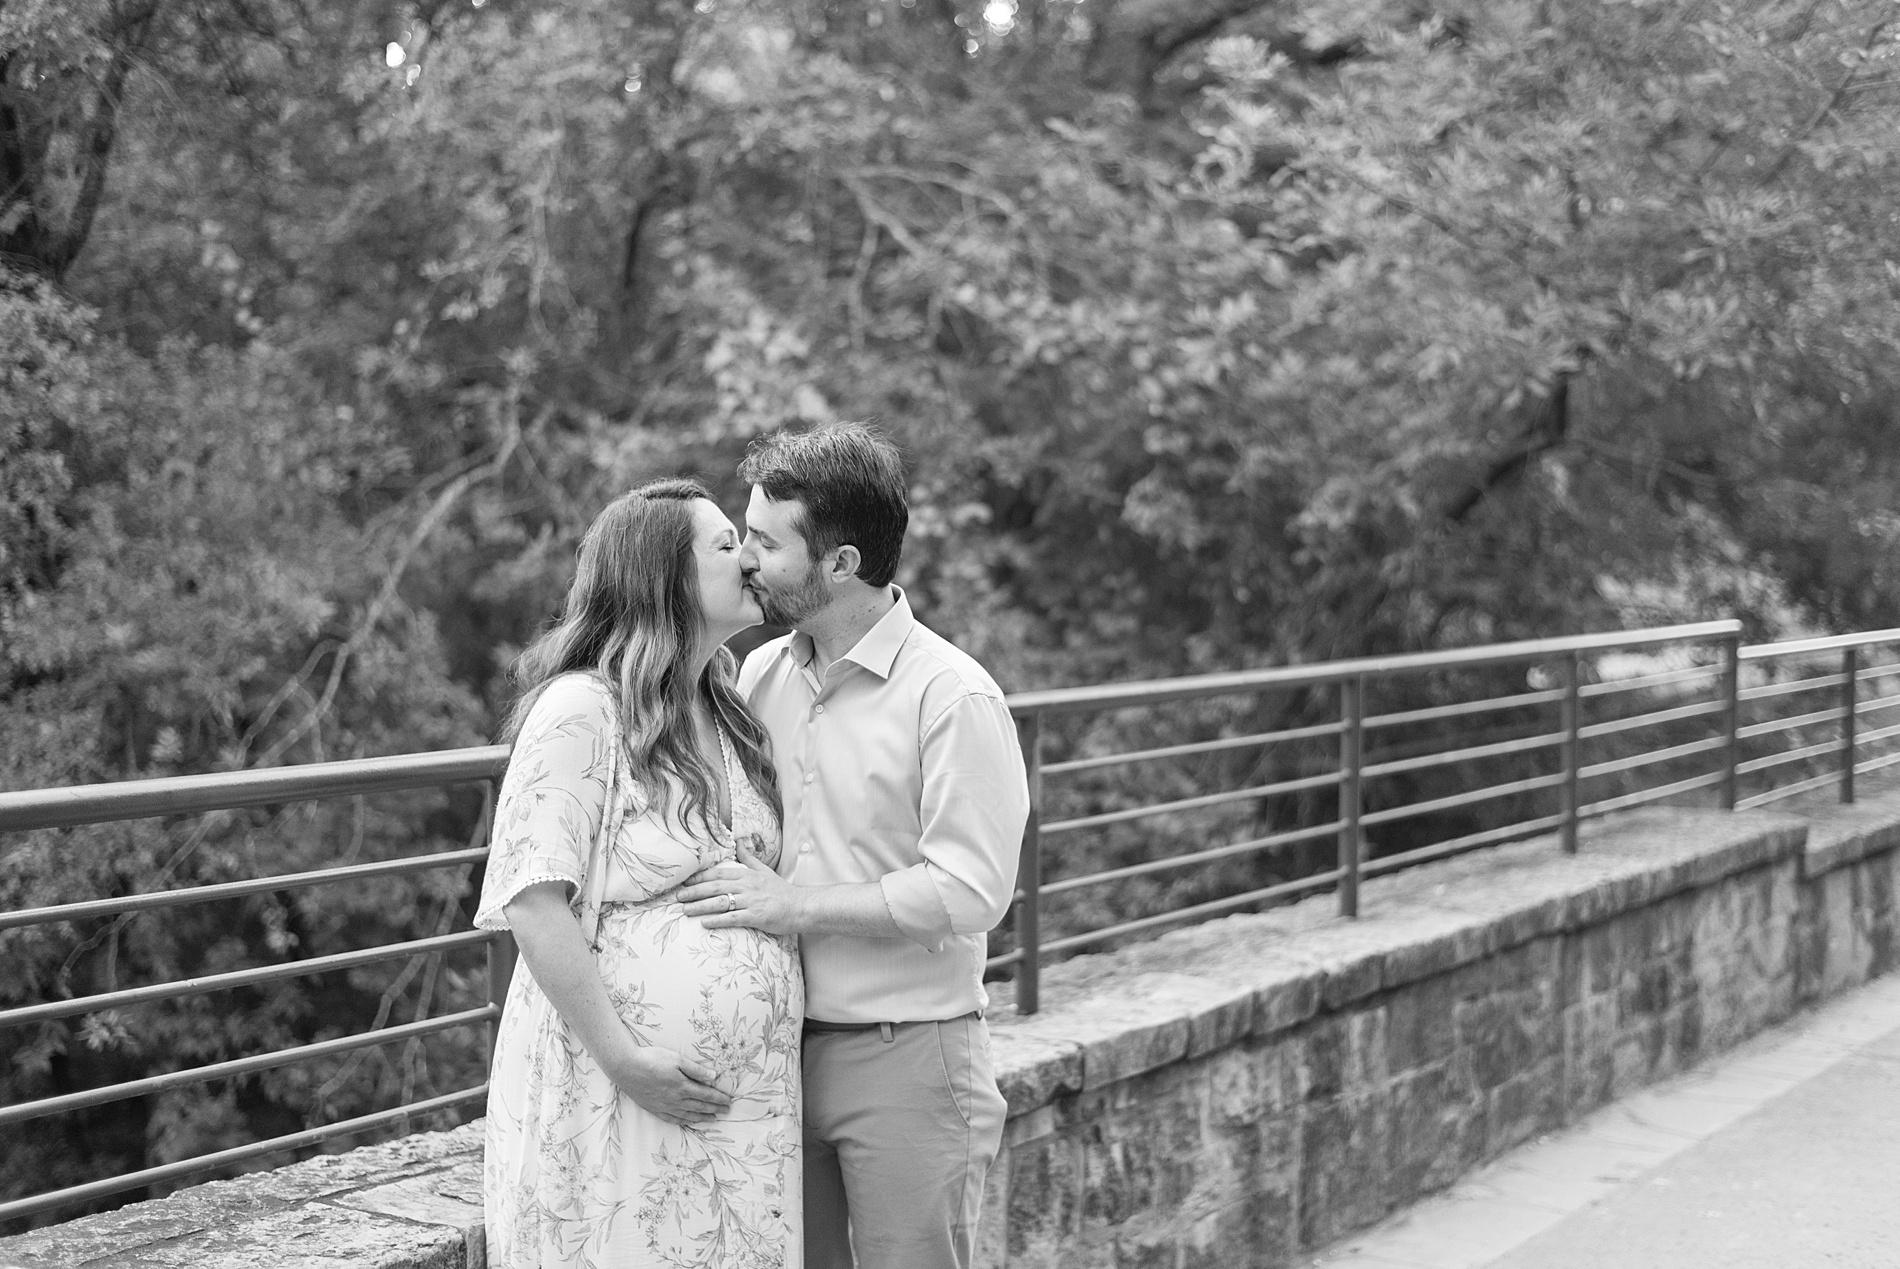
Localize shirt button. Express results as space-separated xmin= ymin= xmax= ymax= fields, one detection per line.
xmin=804 ymin=771 xmax=814 ymax=783
xmin=800 ymin=842 xmax=812 ymax=854
xmin=814 ymin=704 xmax=826 ymax=715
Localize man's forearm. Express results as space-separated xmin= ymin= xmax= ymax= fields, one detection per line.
xmin=792 ymin=880 xmax=904 ymax=939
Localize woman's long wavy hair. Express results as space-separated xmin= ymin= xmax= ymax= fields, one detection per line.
xmin=505 ymin=478 xmax=780 ymax=834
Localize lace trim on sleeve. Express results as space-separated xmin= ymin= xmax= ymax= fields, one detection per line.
xmin=473 ymin=868 xmax=583 ymax=931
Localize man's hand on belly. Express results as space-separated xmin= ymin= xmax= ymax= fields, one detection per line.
xmin=680 ymin=852 xmax=904 ymax=940
xmin=680 ymin=851 xmax=806 ymax=936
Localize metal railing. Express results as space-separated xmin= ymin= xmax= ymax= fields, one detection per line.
xmin=0 ymin=747 xmax=511 ymax=1225
xmin=6 ymin=622 xmax=1900 ymax=1223
xmin=985 ymin=622 xmax=1900 ymax=1013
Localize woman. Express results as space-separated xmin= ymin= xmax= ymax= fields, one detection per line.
xmin=475 ymin=478 xmax=801 ymax=1269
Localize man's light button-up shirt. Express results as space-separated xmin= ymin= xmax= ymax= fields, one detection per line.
xmin=738 ymin=589 xmax=1029 ymax=1024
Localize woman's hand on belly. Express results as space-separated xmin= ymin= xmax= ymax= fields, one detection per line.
xmin=503 ymin=883 xmax=734 ymax=1128
xmin=601 ymin=1044 xmax=734 ymax=1127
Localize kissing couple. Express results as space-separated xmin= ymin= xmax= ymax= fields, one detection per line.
xmin=473 ymin=422 xmax=1029 ymax=1268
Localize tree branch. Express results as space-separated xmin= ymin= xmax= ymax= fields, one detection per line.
xmin=255 ymin=398 xmax=533 ymax=767
xmin=1443 ymin=376 xmax=1571 ymax=523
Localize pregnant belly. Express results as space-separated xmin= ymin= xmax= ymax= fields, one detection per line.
xmin=594 ymin=902 xmax=803 ymax=1119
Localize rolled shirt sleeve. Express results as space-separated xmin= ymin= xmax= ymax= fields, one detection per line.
xmin=879 ymin=692 xmax=1029 ymax=952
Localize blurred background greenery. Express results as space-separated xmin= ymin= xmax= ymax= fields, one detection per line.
xmin=3 ymin=0 xmax=1897 ymax=1226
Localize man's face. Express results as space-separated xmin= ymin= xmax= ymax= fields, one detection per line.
xmin=740 ymin=486 xmax=831 ymax=629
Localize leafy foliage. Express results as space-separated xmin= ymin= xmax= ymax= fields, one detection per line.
xmin=2 ymin=0 xmax=1898 ymax=1225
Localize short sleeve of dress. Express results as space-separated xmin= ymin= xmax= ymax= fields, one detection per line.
xmin=474 ymin=674 xmax=618 ymax=931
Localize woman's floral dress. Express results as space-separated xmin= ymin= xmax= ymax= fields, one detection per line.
xmin=476 ymin=672 xmax=802 ymax=1269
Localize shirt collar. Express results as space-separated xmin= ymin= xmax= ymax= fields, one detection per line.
xmin=788 ymin=587 xmax=915 ymax=682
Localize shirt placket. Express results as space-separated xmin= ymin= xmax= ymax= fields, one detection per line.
xmin=790 ymin=658 xmax=832 ymax=872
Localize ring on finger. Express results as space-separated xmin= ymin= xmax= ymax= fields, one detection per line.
xmin=726 ymin=891 xmax=737 ymax=912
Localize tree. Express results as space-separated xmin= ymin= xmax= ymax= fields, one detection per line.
xmin=4 ymin=0 xmax=1899 ymax=1221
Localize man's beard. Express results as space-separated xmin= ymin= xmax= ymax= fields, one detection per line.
xmin=752 ymin=561 xmax=828 ymax=628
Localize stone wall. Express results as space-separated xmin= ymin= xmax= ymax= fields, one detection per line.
xmin=7 ymin=793 xmax=1900 ymax=1269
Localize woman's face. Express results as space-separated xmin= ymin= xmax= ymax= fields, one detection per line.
xmin=690 ymin=498 xmax=763 ymax=642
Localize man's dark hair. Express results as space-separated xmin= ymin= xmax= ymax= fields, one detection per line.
xmin=739 ymin=422 xmax=908 ymax=588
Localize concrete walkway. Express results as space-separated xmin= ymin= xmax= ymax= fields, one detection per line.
xmin=1305 ymin=972 xmax=1900 ymax=1268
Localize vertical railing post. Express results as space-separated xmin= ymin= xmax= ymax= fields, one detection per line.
xmin=1337 ymin=676 xmax=1364 ymax=918
xmin=1560 ymin=651 xmax=1583 ymax=854
xmin=479 ymin=779 xmax=514 ymax=1063
xmin=1718 ymin=634 xmax=1742 ymax=810
xmin=1015 ymin=711 xmax=1042 ymax=1016
xmin=1841 ymin=645 xmax=1859 ymax=804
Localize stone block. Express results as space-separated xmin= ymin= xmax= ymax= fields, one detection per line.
xmin=1483 ymin=1058 xmax=1562 ymax=1158
xmin=1290 ymin=1008 xmax=1386 ymax=1104
xmin=1457 ymin=988 xmax=1557 ymax=1090
xmin=1609 ymin=1015 xmax=1665 ymax=1097
xmin=1179 ymin=1191 xmax=1298 ymax=1269
xmin=1562 ymin=919 xmax=1625 ymax=1005
xmin=1383 ymin=976 xmax=1460 ymax=1072
xmin=324 ymin=1157 xmax=483 ymax=1255
xmin=1617 ymin=940 xmax=1697 ymax=1026
xmin=1296 ymin=1092 xmax=1392 ymax=1250
xmin=1385 ymin=1056 xmax=1482 ymax=1201
xmin=1109 ymin=1216 xmax=1182 ymax=1269
xmin=1801 ymin=786 xmax=1900 ymax=876
xmin=1078 ymin=1004 xmax=1191 ymax=1092
xmin=1206 ymin=1041 xmax=1289 ymax=1127
xmin=1078 ymin=1078 xmax=1205 ymax=1228
xmin=1560 ymin=994 xmax=1617 ymax=1121
xmin=993 ymin=1028 xmax=1086 ymax=1117
xmin=1374 ymin=914 xmax=1488 ymax=990
xmin=60 ymin=1202 xmax=466 ymax=1269
xmin=1250 ymin=968 xmax=1322 ymax=1038
xmin=1318 ymin=955 xmax=1383 ymax=1010
xmin=1006 ymin=1131 xmax=1084 ymax=1267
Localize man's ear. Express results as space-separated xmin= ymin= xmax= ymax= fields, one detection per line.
xmin=826 ymin=544 xmax=863 ymax=584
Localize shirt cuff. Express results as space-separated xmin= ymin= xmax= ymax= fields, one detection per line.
xmin=879 ymin=866 xmax=954 ymax=953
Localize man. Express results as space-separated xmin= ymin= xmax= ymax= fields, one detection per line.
xmin=678 ymin=422 xmax=1029 ymax=1269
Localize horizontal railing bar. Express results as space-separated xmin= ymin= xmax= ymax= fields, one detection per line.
xmin=1735 ymin=738 xmax=1841 ymax=776
xmin=1005 ymin=621 xmax=1742 ymax=718
xmin=1361 ymin=687 xmax=1566 ymax=731
xmin=0 ymin=1005 xmax=499 ymax=1129
xmin=1359 ymin=730 xmax=1565 ymax=781
xmin=1848 ymin=720 xmax=1900 ymax=749
xmin=1358 ymin=772 xmax=1567 ymax=829
xmin=1040 ymin=770 xmax=1342 ymax=836
xmin=1360 ymin=814 xmax=1568 ymax=879
xmin=1858 ymin=661 xmax=1900 ymax=683
xmin=0 ymin=847 xmax=491 ymax=934
xmin=1855 ymin=693 xmax=1900 ymax=718
xmin=1577 ymin=698 xmax=1727 ymax=740
xmin=983 ymin=948 xmax=1024 ymax=971
xmin=1738 ymin=671 xmax=1850 ymax=703
xmin=1737 ymin=705 xmax=1844 ymax=741
xmin=1579 ymin=663 xmax=1722 ymax=698
xmin=1577 ymin=769 xmax=1726 ymax=817
xmin=1853 ymin=750 xmax=1900 ymax=777
xmin=1740 ymin=628 xmax=1900 ymax=661
xmin=0 ymin=747 xmax=511 ymax=834
xmin=1736 ymin=769 xmax=1843 ymax=810
xmin=1579 ymin=735 xmax=1729 ymax=780
xmin=0 ymin=1084 xmax=487 ymax=1224
xmin=1037 ymin=871 xmax=1345 ymax=956
xmin=1041 ymin=721 xmax=1344 ymax=777
xmin=0 ymin=929 xmax=495 ymax=1030
xmin=1040 ymin=821 xmax=1343 ymax=896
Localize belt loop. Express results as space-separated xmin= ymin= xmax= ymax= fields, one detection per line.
xmin=879 ymin=1022 xmax=894 ymax=1043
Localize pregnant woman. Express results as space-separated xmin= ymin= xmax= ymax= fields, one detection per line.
xmin=475 ymin=477 xmax=800 ymax=1268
